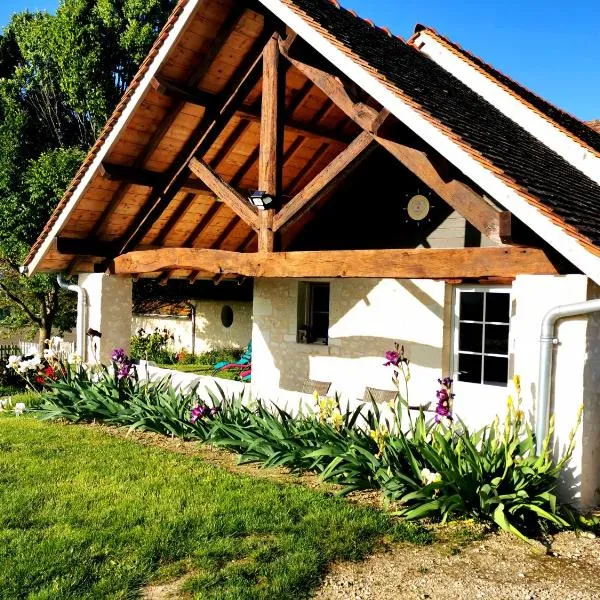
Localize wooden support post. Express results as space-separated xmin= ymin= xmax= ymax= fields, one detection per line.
xmin=258 ymin=34 xmax=283 ymax=252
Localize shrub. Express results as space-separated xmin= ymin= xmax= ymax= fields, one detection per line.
xmin=130 ymin=328 xmax=176 ymax=364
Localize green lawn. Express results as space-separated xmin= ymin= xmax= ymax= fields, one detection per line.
xmin=0 ymin=414 xmax=411 ymax=599
xmin=156 ymin=363 xmax=241 ymax=380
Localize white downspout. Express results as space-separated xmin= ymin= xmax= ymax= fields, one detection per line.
xmin=57 ymin=274 xmax=87 ymax=361
xmin=536 ymin=298 xmax=600 ymax=454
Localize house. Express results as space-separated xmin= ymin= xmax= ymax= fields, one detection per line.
xmin=23 ymin=0 xmax=600 ymax=507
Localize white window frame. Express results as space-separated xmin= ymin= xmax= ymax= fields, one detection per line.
xmin=451 ymin=284 xmax=511 ymax=388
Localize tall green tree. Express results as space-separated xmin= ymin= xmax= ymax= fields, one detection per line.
xmin=0 ymin=0 xmax=175 ymax=344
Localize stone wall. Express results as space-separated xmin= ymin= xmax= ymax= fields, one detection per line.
xmin=252 ymin=278 xmax=447 ymax=406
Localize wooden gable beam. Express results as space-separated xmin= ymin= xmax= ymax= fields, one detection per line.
xmin=273 ymin=130 xmax=375 ymax=232
xmin=258 ymin=33 xmax=284 ymax=252
xmin=188 ymin=158 xmax=259 ymax=230
xmin=279 ymin=42 xmax=510 ymax=245
xmin=111 ymin=21 xmax=276 ymax=261
xmin=108 ymin=247 xmax=558 ymax=279
xmin=373 ymin=136 xmax=508 ymax=244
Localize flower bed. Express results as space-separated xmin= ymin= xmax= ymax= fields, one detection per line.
xmin=26 ymin=345 xmax=588 ymax=540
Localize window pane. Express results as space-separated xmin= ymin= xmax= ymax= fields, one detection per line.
xmin=459 ymin=323 xmax=483 ymax=353
xmin=484 ymin=324 xmax=509 ymax=355
xmin=483 ymin=356 xmax=508 ymax=386
xmin=458 ymin=353 xmax=482 ymax=383
xmin=485 ymin=292 xmax=510 ymax=323
xmin=312 ymin=285 xmax=330 ymax=312
xmin=460 ymin=292 xmax=484 ymax=321
xmin=312 ymin=313 xmax=329 ymax=341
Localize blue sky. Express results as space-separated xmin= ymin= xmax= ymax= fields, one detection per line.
xmin=1 ymin=0 xmax=598 ymax=120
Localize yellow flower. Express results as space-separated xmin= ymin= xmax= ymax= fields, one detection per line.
xmin=507 ymin=395 xmax=514 ymax=409
xmin=331 ymin=409 xmax=343 ymax=430
xmin=516 ymin=410 xmax=524 ymax=420
xmin=513 ymin=374 xmax=521 ymax=392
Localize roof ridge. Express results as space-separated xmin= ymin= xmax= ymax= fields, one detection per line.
xmin=325 ymin=0 xmax=403 ymax=40
xmin=409 ymin=24 xmax=600 ymax=158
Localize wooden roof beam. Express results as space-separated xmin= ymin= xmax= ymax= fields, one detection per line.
xmin=188 ymin=158 xmax=259 ymax=230
xmin=274 ymin=130 xmax=375 ymax=233
xmin=110 ymin=23 xmax=276 ymax=260
xmin=108 ymin=247 xmax=558 ymax=279
xmin=280 ymin=41 xmax=511 ymax=245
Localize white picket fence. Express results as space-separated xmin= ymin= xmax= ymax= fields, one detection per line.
xmin=0 ymin=340 xmax=75 ymax=360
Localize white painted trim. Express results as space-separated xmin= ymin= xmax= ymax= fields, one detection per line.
xmin=27 ymin=0 xmax=203 ymax=274
xmin=413 ymin=31 xmax=600 ymax=187
xmin=451 ymin=285 xmax=511 ymax=385
xmin=259 ymin=0 xmax=600 ymax=285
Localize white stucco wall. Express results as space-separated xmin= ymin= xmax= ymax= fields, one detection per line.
xmin=253 ymin=274 xmax=600 ymax=507
xmin=132 ymin=299 xmax=253 ymax=354
xmin=79 ymin=274 xmax=133 ymax=364
xmin=511 ymin=274 xmax=600 ymax=507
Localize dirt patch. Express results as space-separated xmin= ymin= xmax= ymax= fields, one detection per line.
xmin=313 ymin=530 xmax=600 ymax=600
xmin=141 ymin=575 xmax=191 ymax=600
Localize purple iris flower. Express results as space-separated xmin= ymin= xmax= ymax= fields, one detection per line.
xmin=117 ymin=364 xmax=131 ymax=380
xmin=190 ymin=403 xmax=211 ymax=424
xmin=112 ymin=348 xmax=126 ymax=362
xmin=384 ymin=351 xmax=400 ymax=367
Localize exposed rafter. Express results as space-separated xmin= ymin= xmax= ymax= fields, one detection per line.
xmin=273 ymin=130 xmax=375 ymax=232
xmin=109 ymin=18 xmax=277 ymax=261
xmin=279 ymin=41 xmax=510 ymax=244
xmin=188 ymin=158 xmax=259 ymax=230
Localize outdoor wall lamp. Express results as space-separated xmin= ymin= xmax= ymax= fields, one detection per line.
xmin=247 ymin=190 xmax=275 ymax=210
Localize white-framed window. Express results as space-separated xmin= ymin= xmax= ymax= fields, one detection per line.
xmin=297 ymin=282 xmax=330 ymax=345
xmin=452 ymin=286 xmax=511 ymax=387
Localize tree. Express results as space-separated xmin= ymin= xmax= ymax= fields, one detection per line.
xmin=0 ymin=0 xmax=176 ymax=344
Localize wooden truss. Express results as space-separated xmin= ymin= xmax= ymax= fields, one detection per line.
xmin=61 ymin=7 xmax=550 ymax=281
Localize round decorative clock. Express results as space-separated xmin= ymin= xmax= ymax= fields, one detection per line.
xmin=406 ymin=193 xmax=430 ymax=221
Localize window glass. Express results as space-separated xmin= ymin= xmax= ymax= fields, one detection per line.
xmin=221 ymin=305 xmax=234 ymax=328
xmin=484 ymin=324 xmax=509 ymax=355
xmin=297 ymin=282 xmax=330 ymax=345
xmin=484 ymin=356 xmax=509 ymax=386
xmin=459 ymin=292 xmax=484 ymax=321
xmin=455 ymin=288 xmax=510 ymax=387
xmin=458 ymin=323 xmax=482 ymax=353
xmin=458 ymin=353 xmax=482 ymax=383
xmin=485 ymin=293 xmax=510 ymax=323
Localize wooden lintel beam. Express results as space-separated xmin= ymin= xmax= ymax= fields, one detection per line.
xmin=373 ymin=136 xmax=506 ymax=244
xmin=188 ymin=158 xmax=259 ymax=231
xmin=108 ymin=247 xmax=558 ymax=279
xmin=273 ymin=130 xmax=375 ymax=232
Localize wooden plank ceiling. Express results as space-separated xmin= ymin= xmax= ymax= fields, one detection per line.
xmin=45 ymin=0 xmax=363 ymax=281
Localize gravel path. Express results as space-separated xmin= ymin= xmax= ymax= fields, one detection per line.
xmin=313 ymin=530 xmax=600 ymax=600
